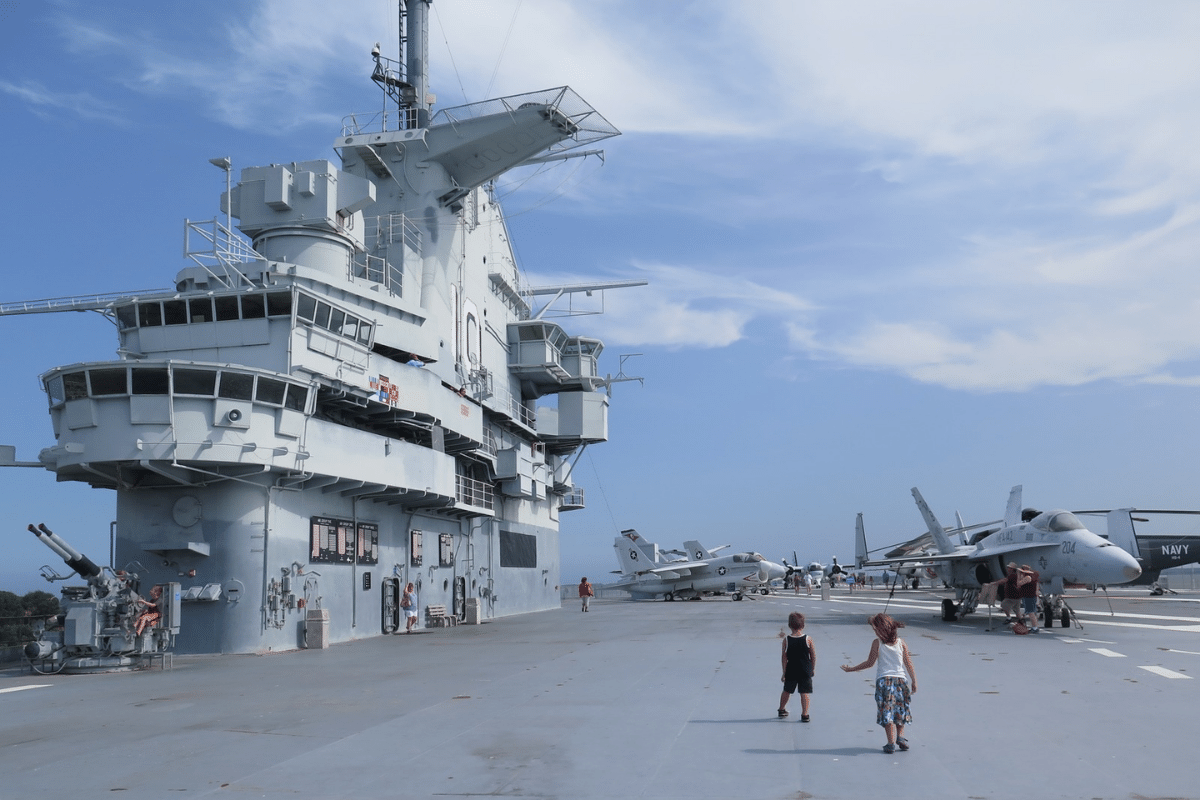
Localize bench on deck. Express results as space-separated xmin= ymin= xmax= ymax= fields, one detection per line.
xmin=425 ymin=604 xmax=457 ymax=628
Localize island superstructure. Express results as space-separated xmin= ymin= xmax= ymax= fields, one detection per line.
xmin=3 ymin=0 xmax=638 ymax=655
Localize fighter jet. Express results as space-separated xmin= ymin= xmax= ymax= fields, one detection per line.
xmin=855 ymin=485 xmax=1142 ymax=626
xmin=610 ymin=529 xmax=787 ymax=601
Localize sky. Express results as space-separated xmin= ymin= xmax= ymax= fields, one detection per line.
xmin=4 ymin=0 xmax=1200 ymax=593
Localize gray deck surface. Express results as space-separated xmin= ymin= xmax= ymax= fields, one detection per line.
xmin=2 ymin=586 xmax=1197 ymax=799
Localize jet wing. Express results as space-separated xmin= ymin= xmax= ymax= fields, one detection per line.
xmin=862 ymin=540 xmax=1057 ymax=570
xmin=637 ymin=560 xmax=707 ymax=576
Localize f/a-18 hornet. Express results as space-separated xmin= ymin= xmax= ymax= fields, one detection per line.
xmin=856 ymin=485 xmax=1142 ymax=626
xmin=611 ymin=529 xmax=787 ymax=601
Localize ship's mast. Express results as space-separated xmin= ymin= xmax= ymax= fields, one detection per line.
xmin=405 ymin=0 xmax=431 ymax=129
xmin=371 ymin=0 xmax=432 ymax=130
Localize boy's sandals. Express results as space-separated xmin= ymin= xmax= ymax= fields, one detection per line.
xmin=777 ymin=709 xmax=788 ymax=718
xmin=800 ymin=715 xmax=810 ymax=723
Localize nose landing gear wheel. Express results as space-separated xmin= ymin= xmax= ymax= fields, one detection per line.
xmin=941 ymin=598 xmax=958 ymax=621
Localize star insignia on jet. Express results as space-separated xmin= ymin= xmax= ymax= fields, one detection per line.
xmin=717 ymin=566 xmax=727 ymax=575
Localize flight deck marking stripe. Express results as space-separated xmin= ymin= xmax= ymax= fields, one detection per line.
xmin=0 ymin=685 xmax=52 ymax=694
xmin=1075 ymin=619 xmax=1200 ymax=633
xmin=1072 ymin=609 xmax=1200 ymax=623
xmin=1138 ymin=666 xmax=1192 ymax=679
xmin=1089 ymin=648 xmax=1126 ymax=658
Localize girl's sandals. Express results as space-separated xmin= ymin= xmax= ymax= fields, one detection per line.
xmin=896 ymin=737 xmax=909 ymax=751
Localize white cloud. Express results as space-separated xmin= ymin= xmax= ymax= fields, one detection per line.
xmin=528 ymin=261 xmax=814 ymax=349
xmin=0 ymin=79 xmax=126 ymax=125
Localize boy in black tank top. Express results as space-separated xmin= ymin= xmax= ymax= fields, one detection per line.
xmin=777 ymin=611 xmax=816 ymax=721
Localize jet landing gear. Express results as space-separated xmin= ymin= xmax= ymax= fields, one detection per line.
xmin=1042 ymin=598 xmax=1075 ymax=628
xmin=941 ymin=598 xmax=958 ymax=622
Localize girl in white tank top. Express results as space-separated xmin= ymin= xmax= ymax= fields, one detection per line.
xmin=840 ymin=613 xmax=918 ymax=754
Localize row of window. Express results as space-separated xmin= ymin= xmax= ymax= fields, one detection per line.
xmin=47 ymin=365 xmax=310 ymax=412
xmin=114 ymin=290 xmax=374 ymax=349
xmin=116 ymin=292 xmax=292 ymax=329
xmin=295 ymin=293 xmax=373 ymax=345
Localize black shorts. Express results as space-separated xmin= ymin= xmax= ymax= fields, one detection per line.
xmin=784 ymin=675 xmax=813 ymax=694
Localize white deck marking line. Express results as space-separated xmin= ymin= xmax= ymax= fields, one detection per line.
xmin=1072 ymin=608 xmax=1200 ymax=623
xmin=0 ymin=685 xmax=52 ymax=694
xmin=1138 ymin=665 xmax=1192 ymax=679
xmin=1089 ymin=648 xmax=1126 ymax=658
xmin=1076 ymin=619 xmax=1200 ymax=633
xmin=1160 ymin=648 xmax=1200 ymax=655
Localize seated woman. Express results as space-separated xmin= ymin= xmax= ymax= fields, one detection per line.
xmin=134 ymin=585 xmax=163 ymax=636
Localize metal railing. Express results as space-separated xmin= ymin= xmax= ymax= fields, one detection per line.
xmin=0 ymin=290 xmax=167 ymax=318
xmin=183 ymin=218 xmax=263 ymax=289
xmin=456 ymin=475 xmax=494 ymax=510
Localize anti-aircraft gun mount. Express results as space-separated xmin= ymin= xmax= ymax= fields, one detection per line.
xmin=23 ymin=523 xmax=180 ymax=673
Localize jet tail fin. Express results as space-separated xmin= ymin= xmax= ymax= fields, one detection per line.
xmin=911 ymin=487 xmax=958 ymax=555
xmin=614 ymin=535 xmax=650 ymax=575
xmin=855 ymin=513 xmax=868 ymax=568
xmin=1004 ymin=485 xmax=1023 ymax=528
xmin=682 ymin=540 xmax=710 ymax=562
xmin=1106 ymin=510 xmax=1141 ymax=559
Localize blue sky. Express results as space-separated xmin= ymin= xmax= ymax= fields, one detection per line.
xmin=4 ymin=0 xmax=1200 ymax=593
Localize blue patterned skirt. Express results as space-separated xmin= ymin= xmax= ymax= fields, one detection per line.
xmin=874 ymin=676 xmax=912 ymax=727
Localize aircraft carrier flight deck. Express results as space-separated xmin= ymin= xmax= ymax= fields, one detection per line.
xmin=2 ymin=585 xmax=1196 ymax=800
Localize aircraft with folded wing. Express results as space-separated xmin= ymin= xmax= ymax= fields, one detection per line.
xmin=611 ymin=529 xmax=787 ymax=601
xmin=855 ymin=485 xmax=1142 ymax=626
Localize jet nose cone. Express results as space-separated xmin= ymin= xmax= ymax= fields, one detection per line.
xmin=1104 ymin=546 xmax=1142 ymax=584
xmin=762 ymin=561 xmax=786 ymax=582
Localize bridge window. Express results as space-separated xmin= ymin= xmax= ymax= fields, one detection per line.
xmin=163 ymin=300 xmax=188 ymax=326
xmin=215 ymin=295 xmax=240 ymax=321
xmin=241 ymin=294 xmax=266 ymax=319
xmin=284 ymin=384 xmax=308 ymax=411
xmin=63 ymin=373 xmax=87 ymax=401
xmin=218 ymin=372 xmax=254 ymax=401
xmin=131 ymin=368 xmax=170 ymax=395
xmin=189 ymin=297 xmax=214 ymax=323
xmin=313 ymin=301 xmax=331 ymax=328
xmin=116 ymin=306 xmax=137 ymax=330
xmin=139 ymin=302 xmax=163 ymax=327
xmin=255 ymin=377 xmax=287 ymax=406
xmin=174 ymin=369 xmax=216 ymax=396
xmin=90 ymin=368 xmax=127 ymax=395
xmin=296 ymin=294 xmax=317 ymax=321
xmin=266 ymin=292 xmax=291 ymax=317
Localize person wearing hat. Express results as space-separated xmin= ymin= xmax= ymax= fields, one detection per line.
xmin=1017 ymin=564 xmax=1041 ymax=632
